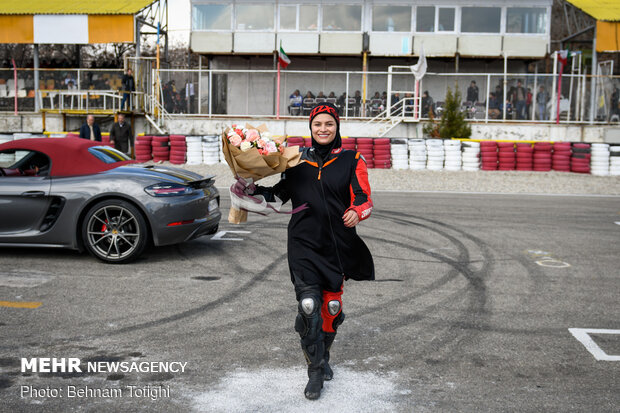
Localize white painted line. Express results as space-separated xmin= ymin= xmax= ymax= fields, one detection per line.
xmin=211 ymin=230 xmax=251 ymax=241
xmin=615 ymin=222 xmax=620 ymax=226
xmin=568 ymin=328 xmax=620 ymax=361
xmin=0 ymin=271 xmax=52 ymax=288
xmin=372 ymin=190 xmax=620 ymax=198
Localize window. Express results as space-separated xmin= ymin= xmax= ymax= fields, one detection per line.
xmin=416 ymin=6 xmax=435 ymax=32
xmin=279 ymin=4 xmax=318 ymax=31
xmin=0 ymin=150 xmax=51 ymax=176
xmin=279 ymin=5 xmax=296 ymax=30
xmin=299 ymin=5 xmax=318 ymax=31
xmin=192 ymin=4 xmax=231 ymax=30
xmin=461 ymin=7 xmax=501 ymax=33
xmin=236 ymin=4 xmax=274 ymax=30
xmin=372 ymin=5 xmax=411 ymax=32
xmin=321 ymin=4 xmax=362 ymax=31
xmin=507 ymin=8 xmax=547 ymax=34
xmin=438 ymin=8 xmax=455 ymax=32
xmin=88 ymin=147 xmax=131 ymax=164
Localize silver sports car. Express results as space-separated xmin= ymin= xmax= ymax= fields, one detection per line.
xmin=0 ymin=138 xmax=221 ymax=263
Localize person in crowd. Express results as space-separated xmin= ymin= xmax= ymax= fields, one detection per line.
xmin=466 ymin=80 xmax=479 ymax=104
xmin=390 ymin=92 xmax=402 ymax=115
xmin=109 ymin=113 xmax=133 ymax=156
xmin=289 ymin=89 xmax=303 ymax=115
xmin=609 ymin=86 xmax=619 ymax=122
xmin=64 ymin=73 xmax=76 ymax=88
xmin=421 ymin=91 xmax=434 ymax=118
xmin=247 ymin=102 xmax=374 ymax=400
xmin=403 ymin=92 xmax=415 ymax=116
xmin=79 ymin=115 xmax=102 ymax=141
xmin=185 ymin=80 xmax=196 ymax=113
xmin=536 ymin=85 xmax=549 ymax=121
xmin=305 ymin=91 xmax=315 ymax=99
xmin=526 ymin=88 xmax=533 ymax=119
xmin=120 ymin=68 xmax=135 ymax=110
xmin=327 ymin=91 xmax=336 ymax=99
xmin=488 ymin=93 xmax=500 ymax=119
xmin=510 ymin=80 xmax=526 ymax=120
xmin=316 ymin=91 xmax=326 ymax=99
xmin=336 ymin=92 xmax=347 ymax=109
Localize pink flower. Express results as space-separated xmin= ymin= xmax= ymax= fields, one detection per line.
xmin=229 ymin=133 xmax=242 ymax=147
xmin=246 ymin=129 xmax=260 ymax=142
xmin=265 ymin=142 xmax=277 ymax=153
xmin=256 ymin=139 xmax=267 ymax=148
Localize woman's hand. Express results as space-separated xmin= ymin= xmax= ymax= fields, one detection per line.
xmin=342 ymin=210 xmax=359 ymax=228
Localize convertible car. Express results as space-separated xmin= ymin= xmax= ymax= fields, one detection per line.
xmin=0 ymin=138 xmax=221 ymax=263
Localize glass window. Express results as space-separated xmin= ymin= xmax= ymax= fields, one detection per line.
xmin=88 ymin=147 xmax=131 ymax=164
xmin=321 ymin=5 xmax=362 ymax=31
xmin=372 ymin=5 xmax=411 ymax=32
xmin=507 ymin=8 xmax=547 ymax=34
xmin=192 ymin=4 xmax=231 ymax=30
xmin=236 ymin=4 xmax=275 ymax=30
xmin=416 ymin=6 xmax=435 ymax=32
xmin=438 ymin=8 xmax=455 ymax=32
xmin=299 ymin=5 xmax=318 ymax=31
xmin=461 ymin=7 xmax=501 ymax=33
xmin=280 ymin=5 xmax=297 ymax=30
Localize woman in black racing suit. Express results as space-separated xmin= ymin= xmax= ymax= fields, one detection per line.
xmin=253 ymin=103 xmax=375 ymax=400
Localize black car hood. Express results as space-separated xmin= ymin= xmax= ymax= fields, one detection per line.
xmin=104 ymin=164 xmax=214 ymax=186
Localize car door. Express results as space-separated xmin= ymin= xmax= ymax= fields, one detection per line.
xmin=0 ymin=156 xmax=52 ymax=235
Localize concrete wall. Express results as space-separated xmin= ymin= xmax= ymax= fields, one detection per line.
xmin=0 ymin=113 xmax=611 ymax=143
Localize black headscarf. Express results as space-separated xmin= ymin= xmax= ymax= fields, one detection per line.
xmin=308 ymin=103 xmax=342 ymax=161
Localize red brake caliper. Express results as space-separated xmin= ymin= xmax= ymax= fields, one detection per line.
xmin=101 ymin=219 xmax=108 ymax=232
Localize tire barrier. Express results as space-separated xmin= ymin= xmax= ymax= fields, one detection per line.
xmin=408 ymin=139 xmax=427 ymax=170
xmin=426 ymin=139 xmax=444 ymax=171
xmin=151 ymin=135 xmax=170 ymax=163
xmin=480 ymin=140 xmax=498 ymax=171
xmin=202 ymin=135 xmax=220 ymax=165
xmin=356 ymin=138 xmax=375 ymax=168
xmin=390 ymin=139 xmax=408 ymax=170
xmin=516 ymin=142 xmax=533 ymax=171
xmin=498 ymin=142 xmax=515 ymax=171
xmin=552 ymin=142 xmax=571 ymax=172
xmin=462 ymin=140 xmax=480 ymax=171
xmin=185 ymin=136 xmax=203 ymax=165
xmin=571 ymin=143 xmax=591 ymax=174
xmin=533 ymin=142 xmax=552 ymax=172
xmin=590 ymin=143 xmax=610 ymax=176
xmin=610 ymin=146 xmax=620 ymax=176
xmin=444 ymin=139 xmax=462 ymax=171
xmin=374 ymin=138 xmax=392 ymax=169
xmin=134 ymin=135 xmax=153 ymax=162
xmin=169 ymin=135 xmax=187 ymax=165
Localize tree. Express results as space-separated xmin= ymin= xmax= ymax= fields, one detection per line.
xmin=424 ymin=85 xmax=471 ymax=139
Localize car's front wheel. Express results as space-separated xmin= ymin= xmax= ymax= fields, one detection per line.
xmin=82 ymin=199 xmax=148 ymax=264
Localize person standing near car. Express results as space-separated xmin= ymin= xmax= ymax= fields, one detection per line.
xmin=245 ymin=102 xmax=374 ymax=400
xmin=79 ymin=115 xmax=102 ymax=141
xmin=109 ymin=113 xmax=133 ymax=156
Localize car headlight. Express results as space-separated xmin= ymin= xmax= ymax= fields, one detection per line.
xmin=144 ymin=183 xmax=194 ymax=197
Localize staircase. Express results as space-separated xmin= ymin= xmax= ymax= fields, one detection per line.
xmin=359 ymin=99 xmax=417 ymax=137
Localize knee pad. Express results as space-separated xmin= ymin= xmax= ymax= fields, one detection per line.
xmin=294 ymin=295 xmax=322 ymax=343
xmin=321 ymin=290 xmax=345 ymax=333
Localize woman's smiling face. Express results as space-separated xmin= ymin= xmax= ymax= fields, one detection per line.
xmin=311 ymin=113 xmax=337 ymax=145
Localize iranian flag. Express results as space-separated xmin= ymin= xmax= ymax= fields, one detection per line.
xmin=278 ymin=43 xmax=291 ymax=69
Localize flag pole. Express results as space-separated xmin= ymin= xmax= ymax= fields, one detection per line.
xmin=556 ymin=62 xmax=563 ymax=124
xmin=276 ymin=60 xmax=281 ymax=119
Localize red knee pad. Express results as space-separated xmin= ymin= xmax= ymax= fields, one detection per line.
xmin=321 ymin=290 xmax=343 ymax=333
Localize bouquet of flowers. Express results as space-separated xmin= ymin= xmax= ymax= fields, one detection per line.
xmin=221 ymin=123 xmax=302 ymax=223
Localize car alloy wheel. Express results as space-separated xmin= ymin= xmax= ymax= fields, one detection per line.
xmin=83 ymin=200 xmax=148 ymax=264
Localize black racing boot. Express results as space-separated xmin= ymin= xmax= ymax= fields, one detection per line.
xmin=302 ymin=341 xmax=325 ymax=400
xmin=323 ymin=332 xmax=336 ymax=381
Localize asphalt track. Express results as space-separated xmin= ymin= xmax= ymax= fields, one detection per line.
xmin=0 ymin=191 xmax=619 ymax=412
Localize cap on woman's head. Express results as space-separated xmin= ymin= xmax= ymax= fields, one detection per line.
xmin=308 ymin=102 xmax=340 ymax=127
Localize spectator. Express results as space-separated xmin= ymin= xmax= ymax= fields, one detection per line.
xmin=317 ymin=91 xmax=326 ymax=99
xmin=390 ymin=92 xmax=401 ymax=115
xmin=337 ymin=92 xmax=347 ymax=108
xmin=185 ymin=80 xmax=196 ymax=113
xmin=354 ymin=90 xmax=362 ymax=116
xmin=120 ymin=68 xmax=135 ymax=111
xmin=328 ymin=91 xmax=336 ymax=99
xmin=67 ymin=80 xmax=77 ymax=90
xmin=109 ymin=113 xmax=133 ymax=156
xmin=64 ymin=73 xmax=76 ymax=88
xmin=526 ymin=88 xmax=533 ymax=119
xmin=510 ymin=80 xmax=526 ymax=120
xmin=79 ymin=115 xmax=102 ymax=141
xmin=466 ymin=80 xmax=479 ymax=104
xmin=609 ymin=86 xmax=619 ymax=122
xmin=289 ymin=89 xmax=302 ymax=115
xmin=305 ymin=91 xmax=315 ymax=99
xmin=403 ymin=93 xmax=414 ymax=116
xmin=421 ymin=91 xmax=434 ymax=117
xmin=487 ymin=93 xmax=500 ymax=119
xmin=536 ymin=85 xmax=549 ymax=121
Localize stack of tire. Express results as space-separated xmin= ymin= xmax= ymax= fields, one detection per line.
xmin=498 ymin=142 xmax=516 ymax=171
xmin=533 ymin=142 xmax=552 ymax=172
xmin=374 ymin=138 xmax=392 ymax=169
xmin=134 ymin=136 xmax=153 ymax=162
xmin=389 ymin=139 xmax=408 ymax=170
xmin=303 ymin=137 xmax=312 ymax=147
xmin=590 ymin=143 xmax=610 ymax=176
xmin=610 ymin=146 xmax=620 ymax=176
xmin=571 ymin=143 xmax=591 ymax=174
xmin=151 ymin=135 xmax=170 ymax=163
xmin=551 ymin=142 xmax=571 ymax=172
xmin=444 ymin=140 xmax=462 ymax=171
xmin=461 ymin=141 xmax=481 ymax=171
xmin=480 ymin=141 xmax=498 ymax=171
xmin=184 ymin=136 xmax=202 ymax=165
xmin=287 ymin=136 xmax=305 ymax=149
xmin=169 ymin=135 xmax=187 ymax=165
xmin=0 ymin=134 xmax=14 ymax=163
xmin=203 ymin=135 xmax=220 ymax=165
xmin=356 ymin=138 xmax=374 ymax=168
xmin=516 ymin=143 xmax=534 ymax=171
xmin=426 ymin=139 xmax=444 ymax=171
xmin=408 ymin=139 xmax=427 ymax=170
